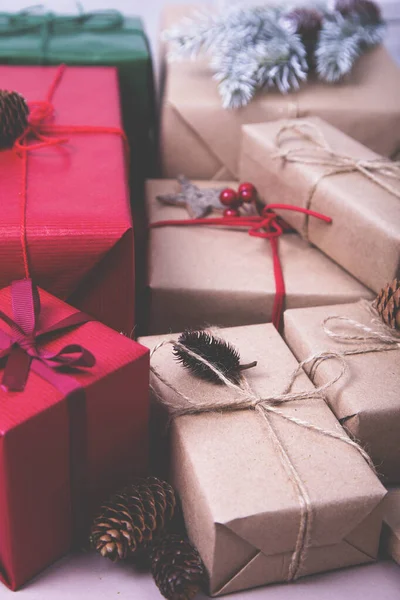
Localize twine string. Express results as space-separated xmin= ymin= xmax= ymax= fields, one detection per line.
xmin=274 ymin=122 xmax=400 ymax=239
xmin=150 ymin=336 xmax=374 ymax=581
xmin=321 ymin=299 xmax=400 ymax=356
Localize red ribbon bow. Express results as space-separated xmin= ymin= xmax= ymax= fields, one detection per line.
xmin=150 ymin=203 xmax=332 ymax=330
xmin=0 ymin=279 xmax=95 ymax=392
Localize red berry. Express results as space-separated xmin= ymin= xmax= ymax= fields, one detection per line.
xmin=219 ymin=188 xmax=240 ymax=207
xmin=238 ymin=182 xmax=257 ymax=203
xmin=223 ymin=208 xmax=240 ymax=218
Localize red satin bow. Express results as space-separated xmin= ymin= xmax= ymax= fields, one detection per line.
xmin=0 ymin=279 xmax=95 ymax=392
xmin=150 ymin=204 xmax=332 ymax=330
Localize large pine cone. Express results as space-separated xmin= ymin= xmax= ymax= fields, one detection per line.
xmin=150 ymin=534 xmax=206 ymax=600
xmin=373 ymin=279 xmax=400 ymax=330
xmin=0 ymin=90 xmax=29 ymax=149
xmin=335 ymin=0 xmax=382 ymax=23
xmin=90 ymin=477 xmax=176 ymax=562
xmin=283 ymin=8 xmax=323 ymax=41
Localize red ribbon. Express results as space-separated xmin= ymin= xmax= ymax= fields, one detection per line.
xmin=12 ymin=64 xmax=128 ymax=280
xmin=0 ymin=279 xmax=95 ymax=392
xmin=150 ymin=204 xmax=332 ymax=330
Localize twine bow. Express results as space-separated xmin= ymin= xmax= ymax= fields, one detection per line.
xmin=150 ymin=204 xmax=331 ymax=330
xmin=150 ymin=336 xmax=374 ymax=582
xmin=319 ymin=299 xmax=400 ymax=359
xmin=0 ymin=279 xmax=95 ymax=392
xmin=0 ymin=6 xmax=125 ymax=62
xmin=275 ymin=122 xmax=400 ymax=239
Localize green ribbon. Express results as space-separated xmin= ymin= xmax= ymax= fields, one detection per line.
xmin=0 ymin=5 xmax=125 ymax=62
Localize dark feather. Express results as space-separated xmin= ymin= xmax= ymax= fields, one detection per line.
xmin=173 ymin=330 xmax=250 ymax=384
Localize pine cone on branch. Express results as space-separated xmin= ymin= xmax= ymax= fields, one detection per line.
xmin=90 ymin=477 xmax=176 ymax=562
xmin=373 ymin=279 xmax=400 ymax=330
xmin=150 ymin=533 xmax=206 ymax=600
xmin=0 ymin=90 xmax=29 ymax=149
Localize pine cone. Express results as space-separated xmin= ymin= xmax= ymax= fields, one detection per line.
xmin=90 ymin=477 xmax=176 ymax=562
xmin=373 ymin=279 xmax=400 ymax=330
xmin=284 ymin=8 xmax=323 ymax=41
xmin=335 ymin=0 xmax=382 ymax=23
xmin=150 ymin=534 xmax=206 ymax=600
xmin=0 ymin=90 xmax=29 ymax=149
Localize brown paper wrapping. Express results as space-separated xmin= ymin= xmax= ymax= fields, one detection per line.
xmin=383 ymin=488 xmax=400 ymax=565
xmin=160 ymin=5 xmax=400 ymax=180
xmin=239 ymin=117 xmax=400 ymax=293
xmin=284 ymin=302 xmax=400 ymax=483
xmin=146 ymin=179 xmax=373 ymax=335
xmin=139 ymin=323 xmax=386 ymax=596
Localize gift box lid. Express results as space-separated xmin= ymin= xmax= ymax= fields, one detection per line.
xmin=283 ymin=302 xmax=400 ymax=483
xmin=0 ymin=12 xmax=150 ymax=63
xmin=0 ymin=283 xmax=148 ymax=433
xmin=161 ymin=4 xmax=400 ymax=173
xmin=0 ymin=65 xmax=132 ymax=303
xmin=143 ymin=323 xmax=386 ymax=562
xmin=146 ymin=179 xmax=373 ymax=333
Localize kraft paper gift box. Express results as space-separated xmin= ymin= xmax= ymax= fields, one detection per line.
xmin=239 ymin=117 xmax=400 ymax=294
xmin=0 ymin=65 xmax=134 ymax=335
xmin=283 ymin=302 xmax=400 ymax=483
xmin=145 ymin=179 xmax=373 ymax=335
xmin=0 ymin=8 xmax=156 ymax=197
xmin=140 ymin=323 xmax=386 ymax=596
xmin=160 ymin=5 xmax=400 ymax=180
xmin=382 ymin=488 xmax=400 ymax=565
xmin=0 ymin=280 xmax=149 ymax=590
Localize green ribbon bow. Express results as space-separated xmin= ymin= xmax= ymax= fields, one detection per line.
xmin=0 ymin=5 xmax=125 ymax=60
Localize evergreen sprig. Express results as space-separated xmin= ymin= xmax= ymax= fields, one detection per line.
xmin=315 ymin=10 xmax=385 ymax=81
xmin=164 ymin=1 xmax=385 ymax=109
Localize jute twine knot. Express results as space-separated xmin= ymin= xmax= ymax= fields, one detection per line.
xmin=274 ymin=121 xmax=400 ymax=239
xmin=149 ymin=335 xmax=374 ymax=583
xmin=307 ymin=300 xmax=400 ymax=379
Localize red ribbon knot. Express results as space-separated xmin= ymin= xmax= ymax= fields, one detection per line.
xmin=14 ymin=99 xmax=69 ymax=153
xmin=0 ymin=279 xmax=95 ymax=392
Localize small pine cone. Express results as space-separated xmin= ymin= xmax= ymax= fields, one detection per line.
xmin=284 ymin=8 xmax=323 ymax=41
xmin=335 ymin=0 xmax=382 ymax=23
xmin=150 ymin=534 xmax=206 ymax=600
xmin=90 ymin=477 xmax=176 ymax=562
xmin=373 ymin=279 xmax=400 ymax=330
xmin=90 ymin=494 xmax=138 ymax=561
xmin=0 ymin=90 xmax=29 ymax=149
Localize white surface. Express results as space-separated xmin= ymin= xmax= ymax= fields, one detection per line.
xmin=0 ymin=554 xmax=399 ymax=599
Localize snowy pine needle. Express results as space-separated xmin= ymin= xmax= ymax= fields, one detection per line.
xmin=164 ymin=1 xmax=385 ymax=108
xmin=316 ymin=11 xmax=385 ymax=81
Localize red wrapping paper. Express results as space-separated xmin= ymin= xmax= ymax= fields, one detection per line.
xmin=0 ymin=65 xmax=134 ymax=334
xmin=0 ymin=284 xmax=149 ymax=590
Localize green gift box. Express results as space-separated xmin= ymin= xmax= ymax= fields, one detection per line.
xmin=0 ymin=8 xmax=157 ymax=204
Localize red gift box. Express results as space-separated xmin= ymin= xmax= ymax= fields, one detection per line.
xmin=0 ymin=65 xmax=134 ymax=334
xmin=0 ymin=280 xmax=149 ymax=590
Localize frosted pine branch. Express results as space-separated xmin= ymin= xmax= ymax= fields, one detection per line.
xmin=164 ymin=1 xmax=386 ymax=108
xmin=316 ymin=11 xmax=385 ymax=81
